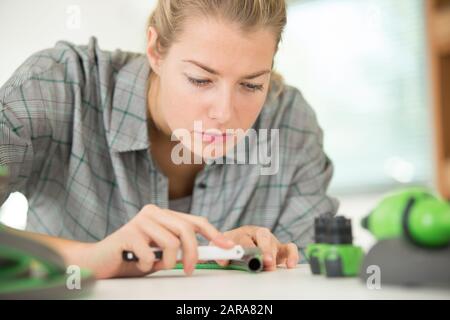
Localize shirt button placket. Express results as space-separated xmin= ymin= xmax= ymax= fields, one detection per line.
xmin=157 ymin=174 xmax=168 ymax=209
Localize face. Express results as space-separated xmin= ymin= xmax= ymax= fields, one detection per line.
xmin=146 ymin=17 xmax=277 ymax=161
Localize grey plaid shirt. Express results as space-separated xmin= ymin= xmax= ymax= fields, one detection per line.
xmin=0 ymin=37 xmax=338 ymax=259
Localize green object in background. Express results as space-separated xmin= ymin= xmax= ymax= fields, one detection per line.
xmin=306 ymin=215 xmax=364 ymax=277
xmin=362 ymin=187 xmax=450 ymax=247
xmin=306 ymin=215 xmax=330 ymax=275
xmin=306 ymin=243 xmax=329 ymax=275
xmin=323 ymin=244 xmax=364 ymax=277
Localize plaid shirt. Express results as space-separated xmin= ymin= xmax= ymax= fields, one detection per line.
xmin=0 ymin=37 xmax=338 ymax=259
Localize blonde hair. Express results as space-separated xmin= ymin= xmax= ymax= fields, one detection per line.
xmin=147 ymin=0 xmax=287 ymax=97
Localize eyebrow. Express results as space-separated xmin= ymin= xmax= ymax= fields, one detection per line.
xmin=182 ymin=59 xmax=271 ymax=80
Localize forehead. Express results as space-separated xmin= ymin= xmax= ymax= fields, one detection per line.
xmin=167 ymin=17 xmax=277 ymax=75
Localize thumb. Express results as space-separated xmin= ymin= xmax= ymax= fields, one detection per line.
xmin=215 ymin=259 xmax=230 ymax=267
xmin=208 ymin=240 xmax=231 ymax=267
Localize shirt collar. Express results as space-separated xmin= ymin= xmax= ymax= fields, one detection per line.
xmin=107 ymin=55 xmax=151 ymax=152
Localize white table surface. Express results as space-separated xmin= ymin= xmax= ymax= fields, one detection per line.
xmin=87 ymin=265 xmax=450 ymax=300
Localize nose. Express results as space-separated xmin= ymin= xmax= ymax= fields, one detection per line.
xmin=208 ymin=86 xmax=233 ymax=124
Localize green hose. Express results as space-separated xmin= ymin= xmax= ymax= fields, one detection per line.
xmin=174 ymin=262 xmax=258 ymax=272
xmin=173 ymin=248 xmax=264 ymax=273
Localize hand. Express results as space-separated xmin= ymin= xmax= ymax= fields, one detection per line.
xmin=215 ymin=226 xmax=299 ymax=271
xmin=84 ymin=204 xmax=235 ymax=279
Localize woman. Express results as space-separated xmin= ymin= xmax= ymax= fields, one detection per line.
xmin=0 ymin=0 xmax=338 ymax=279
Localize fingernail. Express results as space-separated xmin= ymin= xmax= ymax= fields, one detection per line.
xmin=218 ymin=236 xmax=234 ymax=246
xmin=218 ymin=259 xmax=229 ymax=266
xmin=288 ymin=259 xmax=296 ymax=268
xmin=185 ymin=266 xmax=193 ymax=276
xmin=265 ymin=255 xmax=273 ymax=262
xmin=226 ymin=239 xmax=235 ymax=246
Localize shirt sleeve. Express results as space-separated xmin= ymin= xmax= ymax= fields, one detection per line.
xmin=0 ymin=96 xmax=35 ymax=205
xmin=0 ymin=50 xmax=57 ymax=206
xmin=272 ymin=89 xmax=339 ymax=263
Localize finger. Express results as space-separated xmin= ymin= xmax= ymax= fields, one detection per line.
xmin=268 ymin=240 xmax=279 ymax=271
xmin=254 ymin=228 xmax=276 ymax=269
xmin=151 ymin=259 xmax=171 ymax=273
xmin=207 ymin=240 xmax=229 ymax=266
xmin=171 ymin=211 xmax=235 ymax=249
xmin=137 ymin=219 xmax=181 ymax=270
xmin=239 ymin=235 xmax=257 ymax=248
xmin=144 ymin=211 xmax=199 ymax=275
xmin=278 ymin=243 xmax=299 ymax=268
xmin=276 ymin=244 xmax=287 ymax=266
xmin=215 ymin=259 xmax=229 ymax=267
xmin=286 ymin=243 xmax=300 ymax=268
xmin=113 ymin=235 xmax=154 ymax=279
xmin=215 ymin=235 xmax=255 ymax=267
xmin=276 ymin=243 xmax=289 ymax=264
xmin=277 ymin=257 xmax=288 ymax=266
xmin=130 ymin=238 xmax=157 ymax=273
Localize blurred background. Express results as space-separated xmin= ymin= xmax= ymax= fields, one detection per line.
xmin=0 ymin=0 xmax=446 ymax=250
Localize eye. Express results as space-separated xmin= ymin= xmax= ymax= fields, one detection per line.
xmin=187 ymin=77 xmax=211 ymax=87
xmin=241 ymin=82 xmax=264 ymax=92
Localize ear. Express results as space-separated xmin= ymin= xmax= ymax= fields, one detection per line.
xmin=146 ymin=26 xmax=163 ymax=75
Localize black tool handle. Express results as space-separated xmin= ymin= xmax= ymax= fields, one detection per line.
xmin=122 ymin=250 xmax=163 ymax=262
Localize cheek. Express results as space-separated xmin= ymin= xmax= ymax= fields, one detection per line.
xmin=160 ymin=76 xmax=204 ymax=130
xmin=235 ymin=95 xmax=266 ymax=128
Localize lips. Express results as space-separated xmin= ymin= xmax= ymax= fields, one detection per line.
xmin=194 ymin=131 xmax=233 ymax=143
